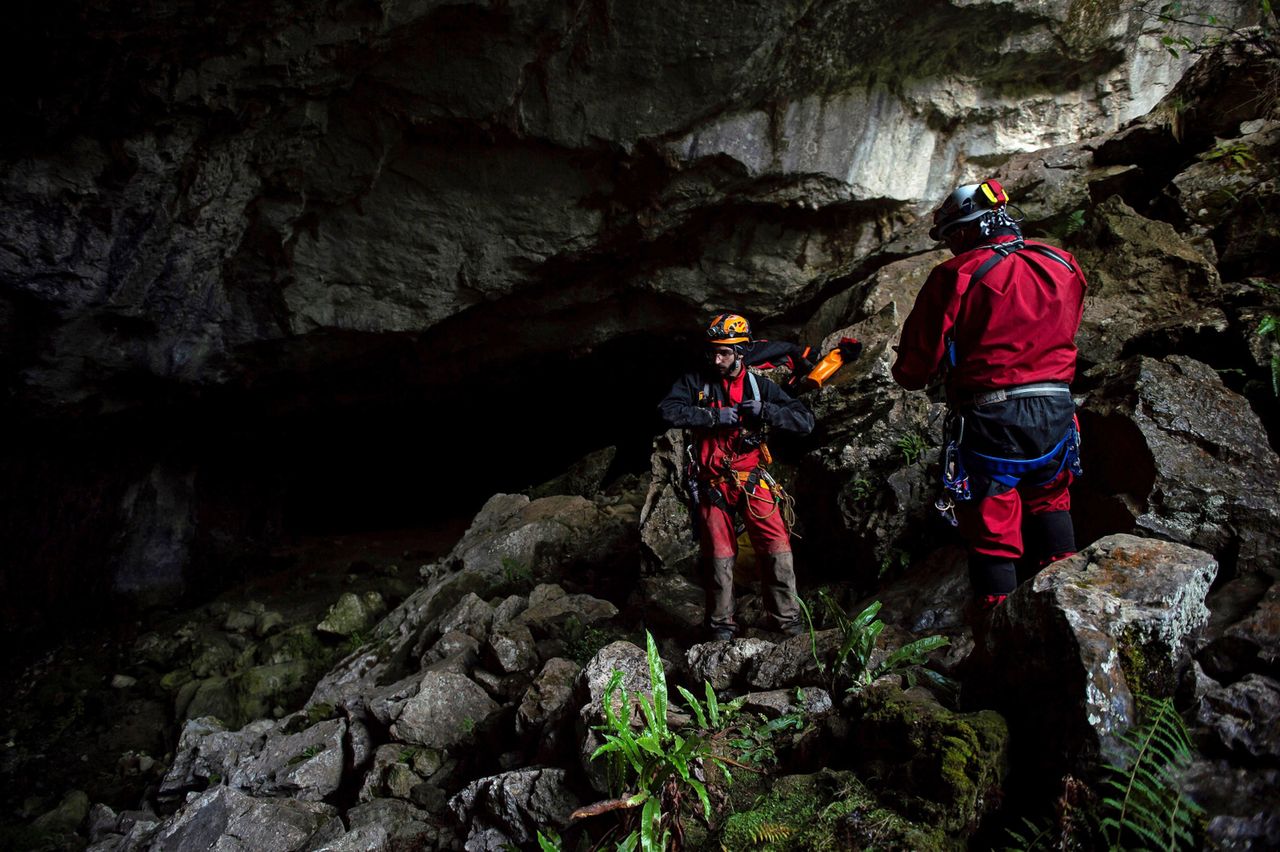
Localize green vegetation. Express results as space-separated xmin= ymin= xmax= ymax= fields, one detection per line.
xmin=1145 ymin=1 xmax=1277 ymax=57
xmin=720 ymin=770 xmax=945 ymax=851
xmin=895 ymin=431 xmax=928 ymax=466
xmin=580 ymin=631 xmax=740 ymax=850
xmin=1257 ymin=313 xmax=1279 ymax=396
xmin=1004 ymin=696 xmax=1204 ymax=850
xmin=796 ymin=593 xmax=949 ymax=694
xmin=563 ymin=615 xmax=618 ymax=667
xmin=848 ymin=476 xmax=874 ymax=502
xmin=1202 ymin=140 xmax=1257 ymax=171
xmin=501 ymin=557 xmax=534 ymax=587
xmin=1101 ymin=696 xmax=1204 ymax=850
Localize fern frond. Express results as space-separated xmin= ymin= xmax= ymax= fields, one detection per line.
xmin=748 ymin=821 xmax=793 ymax=844
xmin=1101 ymin=696 xmax=1202 ymax=851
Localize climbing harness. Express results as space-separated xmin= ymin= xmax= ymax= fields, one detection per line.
xmin=686 ymin=370 xmax=798 ymax=535
xmin=936 ymin=401 xmax=1084 ymax=525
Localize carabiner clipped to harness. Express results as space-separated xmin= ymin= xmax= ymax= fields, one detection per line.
xmin=939 ymin=411 xmax=971 ymax=503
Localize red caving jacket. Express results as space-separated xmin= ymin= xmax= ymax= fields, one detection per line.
xmin=892 ymin=235 xmax=1087 ymax=395
xmin=658 ymin=367 xmax=814 ymax=476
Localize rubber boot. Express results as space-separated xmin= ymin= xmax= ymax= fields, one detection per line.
xmin=706 ymin=556 xmax=738 ymax=640
xmin=761 ymin=550 xmax=802 ymax=635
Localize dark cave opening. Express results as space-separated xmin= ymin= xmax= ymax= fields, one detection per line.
xmin=0 ymin=328 xmax=707 ymax=642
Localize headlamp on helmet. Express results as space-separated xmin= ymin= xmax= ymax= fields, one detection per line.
xmin=706 ymin=313 xmax=752 ymax=345
xmin=929 ymin=179 xmax=1008 ymax=241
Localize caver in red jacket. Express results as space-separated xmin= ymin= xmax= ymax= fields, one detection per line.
xmin=892 ymin=235 xmax=1085 ymax=395
xmin=659 ymin=362 xmax=814 ymax=635
xmin=893 ymin=232 xmax=1088 ymax=602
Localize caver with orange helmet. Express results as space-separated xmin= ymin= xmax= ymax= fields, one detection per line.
xmin=705 ymin=312 xmax=752 ymax=346
xmin=659 ymin=312 xmax=815 ymax=642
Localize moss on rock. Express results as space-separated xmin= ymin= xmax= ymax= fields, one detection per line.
xmin=720 ymin=769 xmax=950 ymax=851
xmin=851 ymin=686 xmax=1009 ymax=834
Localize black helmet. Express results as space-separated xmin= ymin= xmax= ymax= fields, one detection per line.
xmin=929 ymin=179 xmax=1008 ymax=241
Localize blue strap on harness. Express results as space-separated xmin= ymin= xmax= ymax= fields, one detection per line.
xmin=942 ymin=418 xmax=1083 ymax=501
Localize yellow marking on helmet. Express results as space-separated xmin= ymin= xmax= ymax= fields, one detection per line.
xmin=980 ymin=182 xmax=1000 ymax=205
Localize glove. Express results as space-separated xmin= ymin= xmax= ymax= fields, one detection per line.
xmin=713 ymin=406 xmax=740 ymax=427
xmin=838 ymin=337 xmax=863 ymax=361
xmin=737 ymin=399 xmax=763 ymax=420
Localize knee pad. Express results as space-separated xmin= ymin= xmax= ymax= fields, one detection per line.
xmin=969 ymin=553 xmax=1017 ymax=597
xmin=1031 ymin=510 xmax=1075 ymax=564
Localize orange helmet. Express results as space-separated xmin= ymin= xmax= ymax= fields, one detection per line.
xmin=706 ymin=313 xmax=752 ymax=345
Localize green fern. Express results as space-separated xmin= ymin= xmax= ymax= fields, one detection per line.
xmin=721 ymin=810 xmax=795 ymax=851
xmin=1099 ymin=696 xmax=1204 ymax=851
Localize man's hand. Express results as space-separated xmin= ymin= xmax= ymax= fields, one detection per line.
xmin=737 ymin=399 xmax=763 ymax=421
xmin=838 ymin=337 xmax=863 ymax=361
xmin=713 ymin=406 xmax=740 ymax=427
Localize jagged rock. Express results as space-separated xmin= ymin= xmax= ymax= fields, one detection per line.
xmin=1197 ymin=673 xmax=1280 ymax=762
xmin=346 ymin=799 xmax=451 ymax=850
xmin=1080 ymin=355 xmax=1280 ymax=576
xmin=746 ymin=633 xmax=829 ymax=690
xmin=629 ymin=574 xmax=705 ymax=635
xmin=365 ymin=673 xmax=428 ymax=729
xmin=226 ymin=718 xmax=346 ymax=802
xmin=516 ymin=657 xmax=581 ymax=739
xmin=223 ymin=603 xmax=262 ymax=634
xmin=528 ymin=446 xmax=617 ymax=499
xmin=147 ymin=786 xmax=342 ymax=851
xmin=31 ymin=789 xmax=90 ymax=834
xmin=686 ymin=638 xmax=774 ymax=692
xmin=638 ymin=429 xmax=700 ymax=577
xmin=513 ymin=584 xmax=618 ymax=637
xmin=449 ymin=768 xmax=579 ymax=850
xmin=358 ymin=744 xmax=449 ymax=806
xmin=1183 ymin=758 xmax=1280 ymax=851
xmin=442 ymin=494 xmax=639 ymax=594
xmin=487 ymin=623 xmax=539 ymax=675
xmin=316 ymin=591 xmax=386 ymax=637
xmin=309 ymin=825 xmax=390 ymax=852
xmin=741 ymin=687 xmax=833 ymax=720
xmin=850 ymin=684 xmax=1008 ymax=835
xmin=491 ymin=595 xmax=527 ymax=629
xmin=160 ymin=715 xmax=346 ymax=802
xmin=1164 ymin=116 xmax=1280 ymax=274
xmin=1073 ymin=197 xmax=1226 ymax=366
xmin=422 ymin=630 xmax=483 ymax=675
xmin=984 ymin=534 xmax=1217 ymax=783
xmin=432 ymin=593 xmax=496 ymax=643
xmin=159 ymin=717 xmax=271 ymax=796
xmin=85 ymin=803 xmax=162 ymax=852
xmin=390 ymin=672 xmax=500 ymax=749
xmin=1200 ymin=578 xmax=1280 ymax=683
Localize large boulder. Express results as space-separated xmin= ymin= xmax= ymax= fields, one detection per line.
xmin=984 ymin=534 xmax=1217 ymax=782
xmin=308 ymin=492 xmax=635 ymax=713
xmin=389 ymin=672 xmax=501 ymax=749
xmin=850 ymin=684 xmax=1008 ymax=835
xmin=146 ymin=786 xmax=342 ymax=852
xmin=1073 ymin=197 xmax=1226 ymax=368
xmin=1079 ymin=355 xmax=1280 ymax=577
xmin=449 ymin=768 xmax=580 ymax=851
xmin=159 ymin=715 xmax=347 ymax=803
